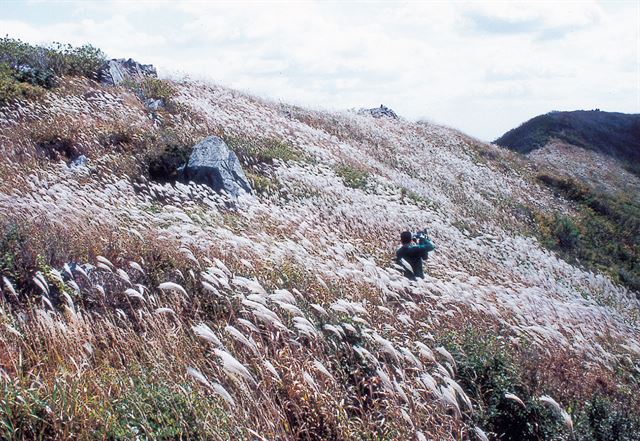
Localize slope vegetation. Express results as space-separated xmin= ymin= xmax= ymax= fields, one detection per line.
xmin=0 ymin=49 xmax=639 ymax=439
xmin=495 ymin=110 xmax=640 ymax=295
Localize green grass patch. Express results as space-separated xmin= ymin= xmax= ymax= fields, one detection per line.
xmin=225 ymin=135 xmax=308 ymax=165
xmin=334 ymin=164 xmax=369 ymax=190
xmin=137 ymin=77 xmax=176 ymax=102
xmin=0 ymin=371 xmax=234 ymax=440
xmin=105 ymin=376 xmax=232 ymax=440
xmin=246 ymin=171 xmax=281 ymax=195
xmin=124 ymin=77 xmax=180 ymax=112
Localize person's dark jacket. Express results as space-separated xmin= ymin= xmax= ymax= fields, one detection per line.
xmin=395 ymin=239 xmax=435 ymax=279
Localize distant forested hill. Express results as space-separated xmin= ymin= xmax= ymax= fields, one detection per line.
xmin=495 ymin=110 xmax=640 ymax=165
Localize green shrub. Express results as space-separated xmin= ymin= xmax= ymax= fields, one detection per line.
xmin=553 ymin=215 xmax=580 ymax=251
xmin=439 ymin=329 xmax=566 ymax=441
xmin=0 ymin=38 xmax=105 ymax=80
xmin=0 ymin=38 xmax=55 ymax=87
xmin=618 ymin=268 xmax=640 ymax=293
xmin=137 ymin=77 xmax=176 ymax=101
xmin=0 ymin=37 xmax=105 ymax=104
xmin=45 ymin=42 xmax=105 ymax=79
xmin=439 ymin=329 xmax=640 ymax=441
xmin=335 ymin=164 xmax=369 ymax=189
xmin=0 ymin=63 xmax=45 ymax=104
xmin=574 ymin=394 xmax=640 ymax=441
xmin=0 ymin=222 xmax=40 ymax=294
xmin=13 ymin=64 xmax=56 ymax=89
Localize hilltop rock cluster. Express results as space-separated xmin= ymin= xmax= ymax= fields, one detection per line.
xmin=99 ymin=58 xmax=157 ymax=86
xmin=358 ymin=104 xmax=399 ymax=119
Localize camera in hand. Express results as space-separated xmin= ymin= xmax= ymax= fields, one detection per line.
xmin=413 ymin=229 xmax=429 ymax=244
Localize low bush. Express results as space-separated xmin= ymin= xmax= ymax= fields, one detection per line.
xmin=439 ymin=329 xmax=566 ymax=440
xmin=552 ymin=215 xmax=580 ymax=251
xmin=0 ymin=37 xmax=105 ymax=104
xmin=0 ymin=37 xmax=105 ymax=81
xmin=0 ymin=63 xmax=45 ymax=103
xmin=574 ymin=394 xmax=640 ymax=441
xmin=46 ymin=42 xmax=105 ymax=79
xmin=138 ymin=77 xmax=176 ymax=102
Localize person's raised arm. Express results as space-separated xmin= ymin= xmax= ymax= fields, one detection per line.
xmin=417 ymin=238 xmax=435 ymax=257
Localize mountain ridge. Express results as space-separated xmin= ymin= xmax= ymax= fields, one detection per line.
xmin=495 ymin=110 xmax=640 ymax=169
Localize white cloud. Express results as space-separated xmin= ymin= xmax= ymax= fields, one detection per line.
xmin=0 ymin=0 xmax=637 ymax=140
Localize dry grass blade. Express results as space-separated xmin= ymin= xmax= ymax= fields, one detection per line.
xmin=2 ymin=276 xmax=18 ymax=298
xmin=125 ymin=288 xmax=145 ymax=302
xmin=474 ymin=426 xmax=489 ymax=441
xmin=187 ymin=366 xmax=213 ymax=389
xmin=187 ymin=366 xmax=236 ymax=407
xmin=158 ymin=282 xmax=188 ymax=296
xmin=505 ymin=392 xmax=526 ymax=408
xmin=225 ymin=325 xmax=259 ymax=355
xmin=539 ymin=395 xmax=573 ymax=432
xmin=313 ymin=359 xmax=335 ymax=382
xmin=193 ymin=323 xmax=223 ymax=347
xmin=214 ymin=348 xmax=256 ymax=384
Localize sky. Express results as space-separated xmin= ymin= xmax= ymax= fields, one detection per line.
xmin=1 ymin=0 xmax=639 ymax=141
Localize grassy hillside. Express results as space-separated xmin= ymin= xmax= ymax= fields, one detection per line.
xmin=494 ymin=110 xmax=640 ymax=172
xmin=0 ymin=40 xmax=639 ymax=440
xmin=494 ymin=108 xmax=640 ymax=295
xmin=532 ymin=171 xmax=640 ymax=294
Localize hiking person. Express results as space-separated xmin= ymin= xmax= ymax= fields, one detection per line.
xmin=395 ymin=230 xmax=435 ymax=280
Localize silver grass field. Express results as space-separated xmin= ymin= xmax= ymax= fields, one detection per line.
xmin=0 ymin=75 xmax=638 ymax=440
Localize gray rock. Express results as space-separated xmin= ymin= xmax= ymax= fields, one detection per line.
xmin=358 ymin=104 xmax=398 ymax=119
xmin=183 ymin=136 xmax=252 ymax=199
xmin=99 ymin=58 xmax=157 ymax=86
xmin=144 ymin=98 xmax=164 ymax=111
xmin=68 ymin=155 xmax=88 ymax=169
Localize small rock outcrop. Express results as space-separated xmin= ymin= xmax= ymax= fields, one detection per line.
xmin=99 ymin=58 xmax=157 ymax=86
xmin=358 ymin=104 xmax=399 ymax=119
xmin=183 ymin=136 xmax=252 ymax=199
xmin=68 ymin=155 xmax=88 ymax=169
xmin=144 ymin=98 xmax=164 ymax=111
